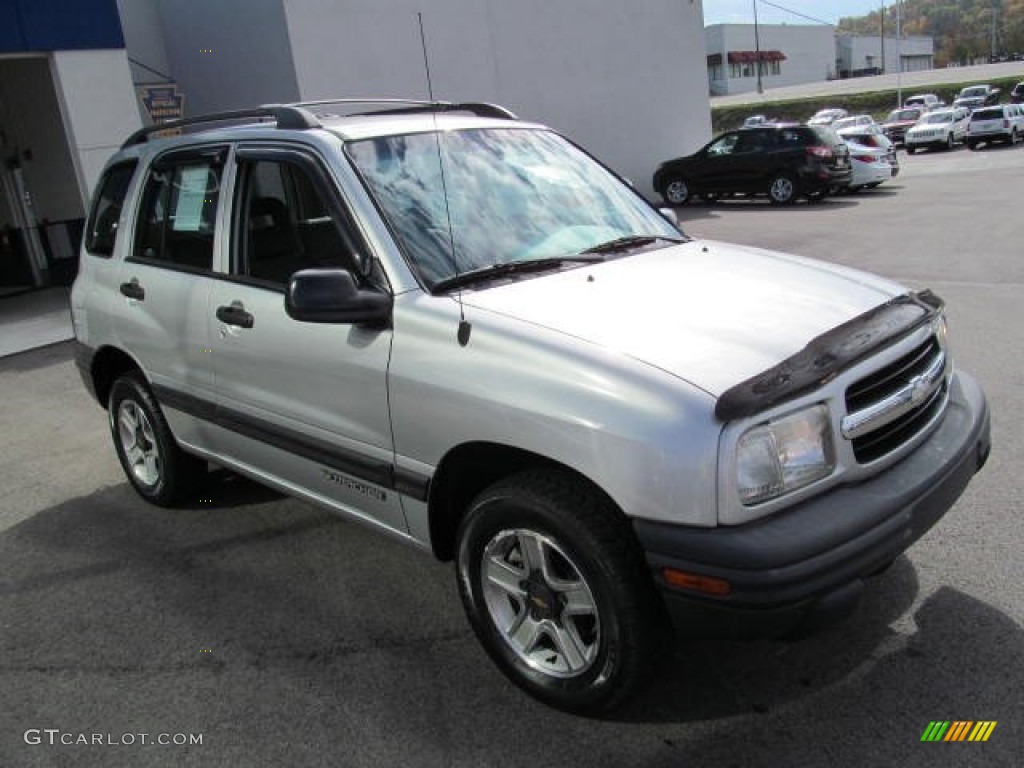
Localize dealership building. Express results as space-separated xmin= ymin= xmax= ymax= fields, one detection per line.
xmin=706 ymin=23 xmax=935 ymax=96
xmin=0 ymin=0 xmax=711 ymax=295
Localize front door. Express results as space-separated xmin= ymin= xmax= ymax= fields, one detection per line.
xmin=208 ymin=145 xmax=405 ymax=534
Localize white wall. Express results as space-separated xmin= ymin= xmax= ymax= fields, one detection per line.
xmin=50 ymin=49 xmax=143 ymax=201
xmin=282 ymin=0 xmax=710 ymax=196
xmin=153 ymin=0 xmax=301 ymax=115
xmin=116 ymin=0 xmax=172 ymax=86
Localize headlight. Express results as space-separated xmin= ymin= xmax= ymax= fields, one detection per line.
xmin=736 ymin=404 xmax=834 ymax=505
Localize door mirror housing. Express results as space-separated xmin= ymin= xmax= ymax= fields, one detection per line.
xmin=285 ymin=268 xmax=392 ymax=326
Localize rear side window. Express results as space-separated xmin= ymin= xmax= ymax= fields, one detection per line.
xmin=84 ymin=161 xmax=137 ymax=257
xmin=133 ymin=156 xmax=222 ymax=271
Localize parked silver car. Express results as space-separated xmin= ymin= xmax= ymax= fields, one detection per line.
xmin=967 ymin=104 xmax=1024 ymax=148
xmin=72 ymin=100 xmax=991 ymax=714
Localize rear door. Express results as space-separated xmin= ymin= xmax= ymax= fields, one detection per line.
xmin=113 ymin=147 xmax=224 ymax=445
xmin=206 ymin=143 xmax=407 ymax=534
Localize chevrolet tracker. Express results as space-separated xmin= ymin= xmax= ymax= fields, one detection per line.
xmin=72 ymin=100 xmax=991 ymax=713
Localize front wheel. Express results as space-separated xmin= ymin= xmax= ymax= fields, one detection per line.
xmin=946 ymin=133 xmax=955 ymax=150
xmin=906 ymin=145 xmax=917 ymax=155
xmin=108 ymin=373 xmax=205 ymax=506
xmin=455 ymin=470 xmax=669 ymax=714
xmin=661 ymin=177 xmax=691 ymax=206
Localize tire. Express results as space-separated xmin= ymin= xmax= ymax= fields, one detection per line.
xmin=661 ymin=177 xmax=691 ymax=206
xmin=865 ymin=181 xmax=882 ymax=189
xmin=767 ymin=173 xmax=797 ymax=205
xmin=805 ymin=188 xmax=827 ymax=203
xmin=945 ymin=133 xmax=954 ymax=150
xmin=455 ymin=469 xmax=669 ymax=714
xmin=701 ymin=192 xmax=719 ymax=205
xmin=108 ymin=373 xmax=205 ymax=506
xmin=906 ymin=145 xmax=916 ymax=155
xmin=967 ymin=141 xmax=978 ymax=150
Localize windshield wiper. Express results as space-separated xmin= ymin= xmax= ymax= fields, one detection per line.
xmin=580 ymin=234 xmax=686 ymax=255
xmin=431 ymin=255 xmax=605 ymax=293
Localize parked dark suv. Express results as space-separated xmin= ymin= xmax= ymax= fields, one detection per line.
xmin=654 ymin=125 xmax=852 ymax=205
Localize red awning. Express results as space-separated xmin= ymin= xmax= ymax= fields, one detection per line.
xmin=727 ymin=50 xmax=786 ymax=64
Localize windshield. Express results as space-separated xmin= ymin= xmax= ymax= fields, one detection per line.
xmin=962 ymin=87 xmax=986 ymax=97
xmin=923 ymin=112 xmax=953 ymax=124
xmin=888 ymin=109 xmax=920 ymax=121
xmin=346 ymin=128 xmax=681 ymax=289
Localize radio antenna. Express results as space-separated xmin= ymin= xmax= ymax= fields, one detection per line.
xmin=418 ymin=12 xmax=471 ymax=346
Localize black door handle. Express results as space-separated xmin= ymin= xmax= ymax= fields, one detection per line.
xmin=119 ymin=281 xmax=145 ymax=300
xmin=216 ymin=304 xmax=254 ymax=329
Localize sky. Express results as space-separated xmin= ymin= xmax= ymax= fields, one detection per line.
xmin=703 ymin=1 xmax=897 ymax=27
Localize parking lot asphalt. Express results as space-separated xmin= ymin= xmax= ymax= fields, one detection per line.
xmin=2 ymin=141 xmax=1022 ymax=767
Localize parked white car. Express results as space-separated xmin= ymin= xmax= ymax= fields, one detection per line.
xmin=966 ymin=104 xmax=1024 ymax=148
xmin=905 ymin=108 xmax=970 ymax=153
xmin=832 ymin=114 xmax=875 ymax=132
xmin=807 ymin=108 xmax=848 ymax=126
xmin=904 ymin=93 xmax=943 ymax=111
xmin=837 ymin=125 xmax=898 ymax=189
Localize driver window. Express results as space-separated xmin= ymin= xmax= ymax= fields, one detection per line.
xmin=707 ymin=133 xmax=740 ymax=156
xmin=236 ymin=158 xmax=353 ymax=284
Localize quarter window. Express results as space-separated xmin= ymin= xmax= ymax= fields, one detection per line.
xmin=85 ymin=161 xmax=137 ymax=257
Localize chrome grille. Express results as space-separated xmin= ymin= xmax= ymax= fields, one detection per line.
xmin=843 ymin=336 xmax=947 ymax=463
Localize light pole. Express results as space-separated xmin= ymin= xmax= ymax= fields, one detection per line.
xmin=753 ymin=0 xmax=763 ymax=94
xmin=896 ymin=0 xmax=903 ymax=107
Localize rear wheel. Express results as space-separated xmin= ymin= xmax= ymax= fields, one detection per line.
xmin=946 ymin=133 xmax=955 ymax=150
xmin=906 ymin=145 xmax=917 ymax=155
xmin=662 ymin=177 xmax=691 ymax=206
xmin=455 ymin=469 xmax=669 ymax=714
xmin=767 ymin=173 xmax=797 ymax=205
xmin=108 ymin=373 xmax=205 ymax=506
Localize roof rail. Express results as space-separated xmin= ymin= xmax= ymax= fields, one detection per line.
xmin=290 ymin=98 xmax=517 ymax=120
xmin=120 ymin=104 xmax=320 ymax=148
xmin=119 ymin=98 xmax=518 ymax=148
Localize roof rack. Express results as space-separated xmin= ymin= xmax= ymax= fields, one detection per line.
xmin=290 ymin=98 xmax=517 ymax=120
xmin=121 ymin=105 xmax=320 ymax=148
xmin=120 ymin=99 xmax=518 ymax=148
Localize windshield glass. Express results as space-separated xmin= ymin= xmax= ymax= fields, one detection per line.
xmin=346 ymin=128 xmax=680 ymax=289
xmin=923 ymin=113 xmax=953 ymax=124
xmin=889 ymin=109 xmax=920 ymax=121
xmin=962 ymin=87 xmax=986 ymax=97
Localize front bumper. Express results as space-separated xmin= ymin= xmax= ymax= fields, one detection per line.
xmin=634 ymin=370 xmax=990 ymax=639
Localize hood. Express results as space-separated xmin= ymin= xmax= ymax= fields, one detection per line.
xmin=463 ymin=240 xmax=905 ymax=396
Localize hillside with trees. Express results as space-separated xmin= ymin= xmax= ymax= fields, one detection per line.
xmin=837 ymin=0 xmax=1024 ymax=66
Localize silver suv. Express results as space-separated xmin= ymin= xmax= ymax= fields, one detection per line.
xmin=72 ymin=99 xmax=990 ymax=714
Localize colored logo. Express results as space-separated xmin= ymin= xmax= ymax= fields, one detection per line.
xmin=920 ymin=721 xmax=997 ymax=742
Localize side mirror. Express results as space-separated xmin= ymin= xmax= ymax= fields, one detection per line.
xmin=285 ymin=268 xmax=392 ymax=326
xmin=658 ymin=207 xmax=679 ymax=226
